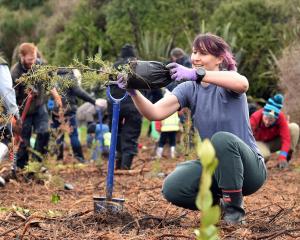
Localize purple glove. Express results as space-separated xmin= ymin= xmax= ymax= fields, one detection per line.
xmin=116 ymin=74 xmax=127 ymax=89
xmin=116 ymin=74 xmax=136 ymax=96
xmin=166 ymin=62 xmax=197 ymax=81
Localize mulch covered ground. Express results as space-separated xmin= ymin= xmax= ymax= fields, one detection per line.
xmin=0 ymin=137 xmax=300 ymax=240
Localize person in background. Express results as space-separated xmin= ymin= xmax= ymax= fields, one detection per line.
xmin=51 ymin=68 xmax=105 ymax=163
xmin=250 ymin=94 xmax=299 ymax=169
xmin=155 ymin=88 xmax=180 ymax=159
xmin=166 ymin=48 xmax=192 ymax=91
xmin=107 ymin=44 xmax=144 ymax=170
xmin=11 ymin=43 xmax=62 ymax=168
xmin=76 ymin=99 xmax=107 ymax=148
xmin=247 ymin=96 xmax=265 ymax=117
xmin=170 ymin=47 xmax=192 ymax=68
xmin=117 ymin=33 xmax=267 ymax=224
xmin=0 ymin=56 xmax=20 ymax=186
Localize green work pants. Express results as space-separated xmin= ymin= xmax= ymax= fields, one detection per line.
xmin=162 ymin=131 xmax=267 ymax=210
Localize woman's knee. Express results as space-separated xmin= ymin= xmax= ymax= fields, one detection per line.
xmin=162 ymin=160 xmax=201 ymax=210
xmin=211 ymin=131 xmax=237 ymax=152
xmin=162 ymin=175 xmax=180 ymax=204
xmin=162 ymin=176 xmax=198 ymax=210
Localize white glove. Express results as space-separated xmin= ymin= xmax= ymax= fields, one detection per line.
xmin=95 ymin=98 xmax=107 ymax=110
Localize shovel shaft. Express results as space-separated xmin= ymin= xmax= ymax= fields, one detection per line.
xmin=92 ymin=109 xmax=103 ymax=160
xmin=106 ymin=102 xmax=120 ymax=200
xmin=98 ymin=109 xmax=103 ymax=151
xmin=105 ymin=86 xmax=127 ymax=200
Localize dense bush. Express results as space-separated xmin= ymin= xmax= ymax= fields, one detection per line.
xmin=0 ymin=7 xmax=41 ymax=65
xmin=0 ymin=0 xmax=45 ymax=10
xmin=207 ymin=0 xmax=290 ymax=98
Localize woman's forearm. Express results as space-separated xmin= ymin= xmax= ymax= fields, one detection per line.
xmin=203 ymin=71 xmax=249 ymax=93
xmin=131 ymin=90 xmax=180 ymax=121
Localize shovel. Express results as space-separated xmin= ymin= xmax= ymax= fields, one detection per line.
xmin=93 ymin=86 xmax=127 ymax=213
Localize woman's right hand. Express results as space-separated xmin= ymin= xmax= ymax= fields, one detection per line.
xmin=166 ymin=63 xmax=197 ymax=81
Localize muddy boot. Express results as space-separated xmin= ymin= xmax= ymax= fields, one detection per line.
xmin=115 ymin=152 xmax=122 ymax=170
xmin=121 ymin=154 xmax=134 ymax=170
xmin=221 ymin=190 xmax=245 ymax=225
xmin=56 ymin=143 xmax=64 ymax=161
xmin=16 ymin=144 xmax=29 ymax=169
xmin=72 ymin=146 xmax=86 ymax=163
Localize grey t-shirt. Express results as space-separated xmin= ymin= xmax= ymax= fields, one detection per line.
xmin=172 ymin=81 xmax=260 ymax=154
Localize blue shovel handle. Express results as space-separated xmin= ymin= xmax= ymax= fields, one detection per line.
xmin=97 ymin=109 xmax=103 ymax=152
xmin=91 ymin=108 xmax=103 ymax=160
xmin=106 ymin=86 xmax=127 ymax=200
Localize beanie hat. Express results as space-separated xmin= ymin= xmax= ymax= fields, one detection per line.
xmin=263 ymin=94 xmax=284 ymax=119
xmin=120 ymin=44 xmax=136 ymax=59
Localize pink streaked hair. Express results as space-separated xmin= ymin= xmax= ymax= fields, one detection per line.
xmin=193 ymin=33 xmax=237 ymax=71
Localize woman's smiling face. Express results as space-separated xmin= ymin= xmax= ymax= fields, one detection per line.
xmin=191 ymin=48 xmax=223 ymax=71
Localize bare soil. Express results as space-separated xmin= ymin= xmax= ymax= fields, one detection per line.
xmin=0 ymin=137 xmax=300 ymax=240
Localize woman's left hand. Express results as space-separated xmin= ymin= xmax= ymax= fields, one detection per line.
xmin=116 ymin=73 xmax=136 ymax=96
xmin=166 ymin=63 xmax=197 ymax=81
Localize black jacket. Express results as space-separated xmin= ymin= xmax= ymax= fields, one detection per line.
xmin=11 ymin=60 xmax=47 ymax=114
xmin=56 ymin=69 xmax=95 ymax=115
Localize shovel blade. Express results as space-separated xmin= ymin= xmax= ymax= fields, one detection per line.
xmin=93 ymin=196 xmax=125 ymax=213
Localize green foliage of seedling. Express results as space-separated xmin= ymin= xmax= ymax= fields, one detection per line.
xmin=46 ymin=209 xmax=63 ymax=218
xmin=24 ymin=160 xmax=49 ymax=181
xmin=12 ymin=205 xmax=30 ymax=217
xmin=194 ymin=132 xmax=220 ymax=240
xmin=73 ymin=163 xmax=87 ymax=169
xmin=90 ymin=140 xmax=103 ymax=169
xmin=24 ymin=160 xmax=42 ymax=174
xmin=16 ymin=55 xmax=131 ymax=93
xmin=181 ymin=110 xmax=198 ymax=159
xmin=48 ymin=175 xmax=65 ymax=189
xmin=151 ymin=159 xmax=161 ymax=175
xmin=294 ymin=166 xmax=300 ymax=173
xmin=95 ymin=156 xmax=103 ymax=170
xmin=51 ymin=193 xmax=61 ymax=204
xmin=0 ymin=207 xmax=9 ymax=212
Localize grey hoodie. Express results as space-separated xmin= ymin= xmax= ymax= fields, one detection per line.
xmin=0 ymin=64 xmax=19 ymax=129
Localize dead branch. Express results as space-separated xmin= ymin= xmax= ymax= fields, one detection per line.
xmin=268 ymin=203 xmax=295 ymax=224
xmin=246 ymin=204 xmax=274 ymax=215
xmin=120 ymin=215 xmax=162 ymax=233
xmin=114 ymin=169 xmax=144 ymax=175
xmin=14 ymin=210 xmax=27 ymax=221
xmin=0 ymin=221 xmax=26 ymax=237
xmin=257 ymin=228 xmax=300 ymax=239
